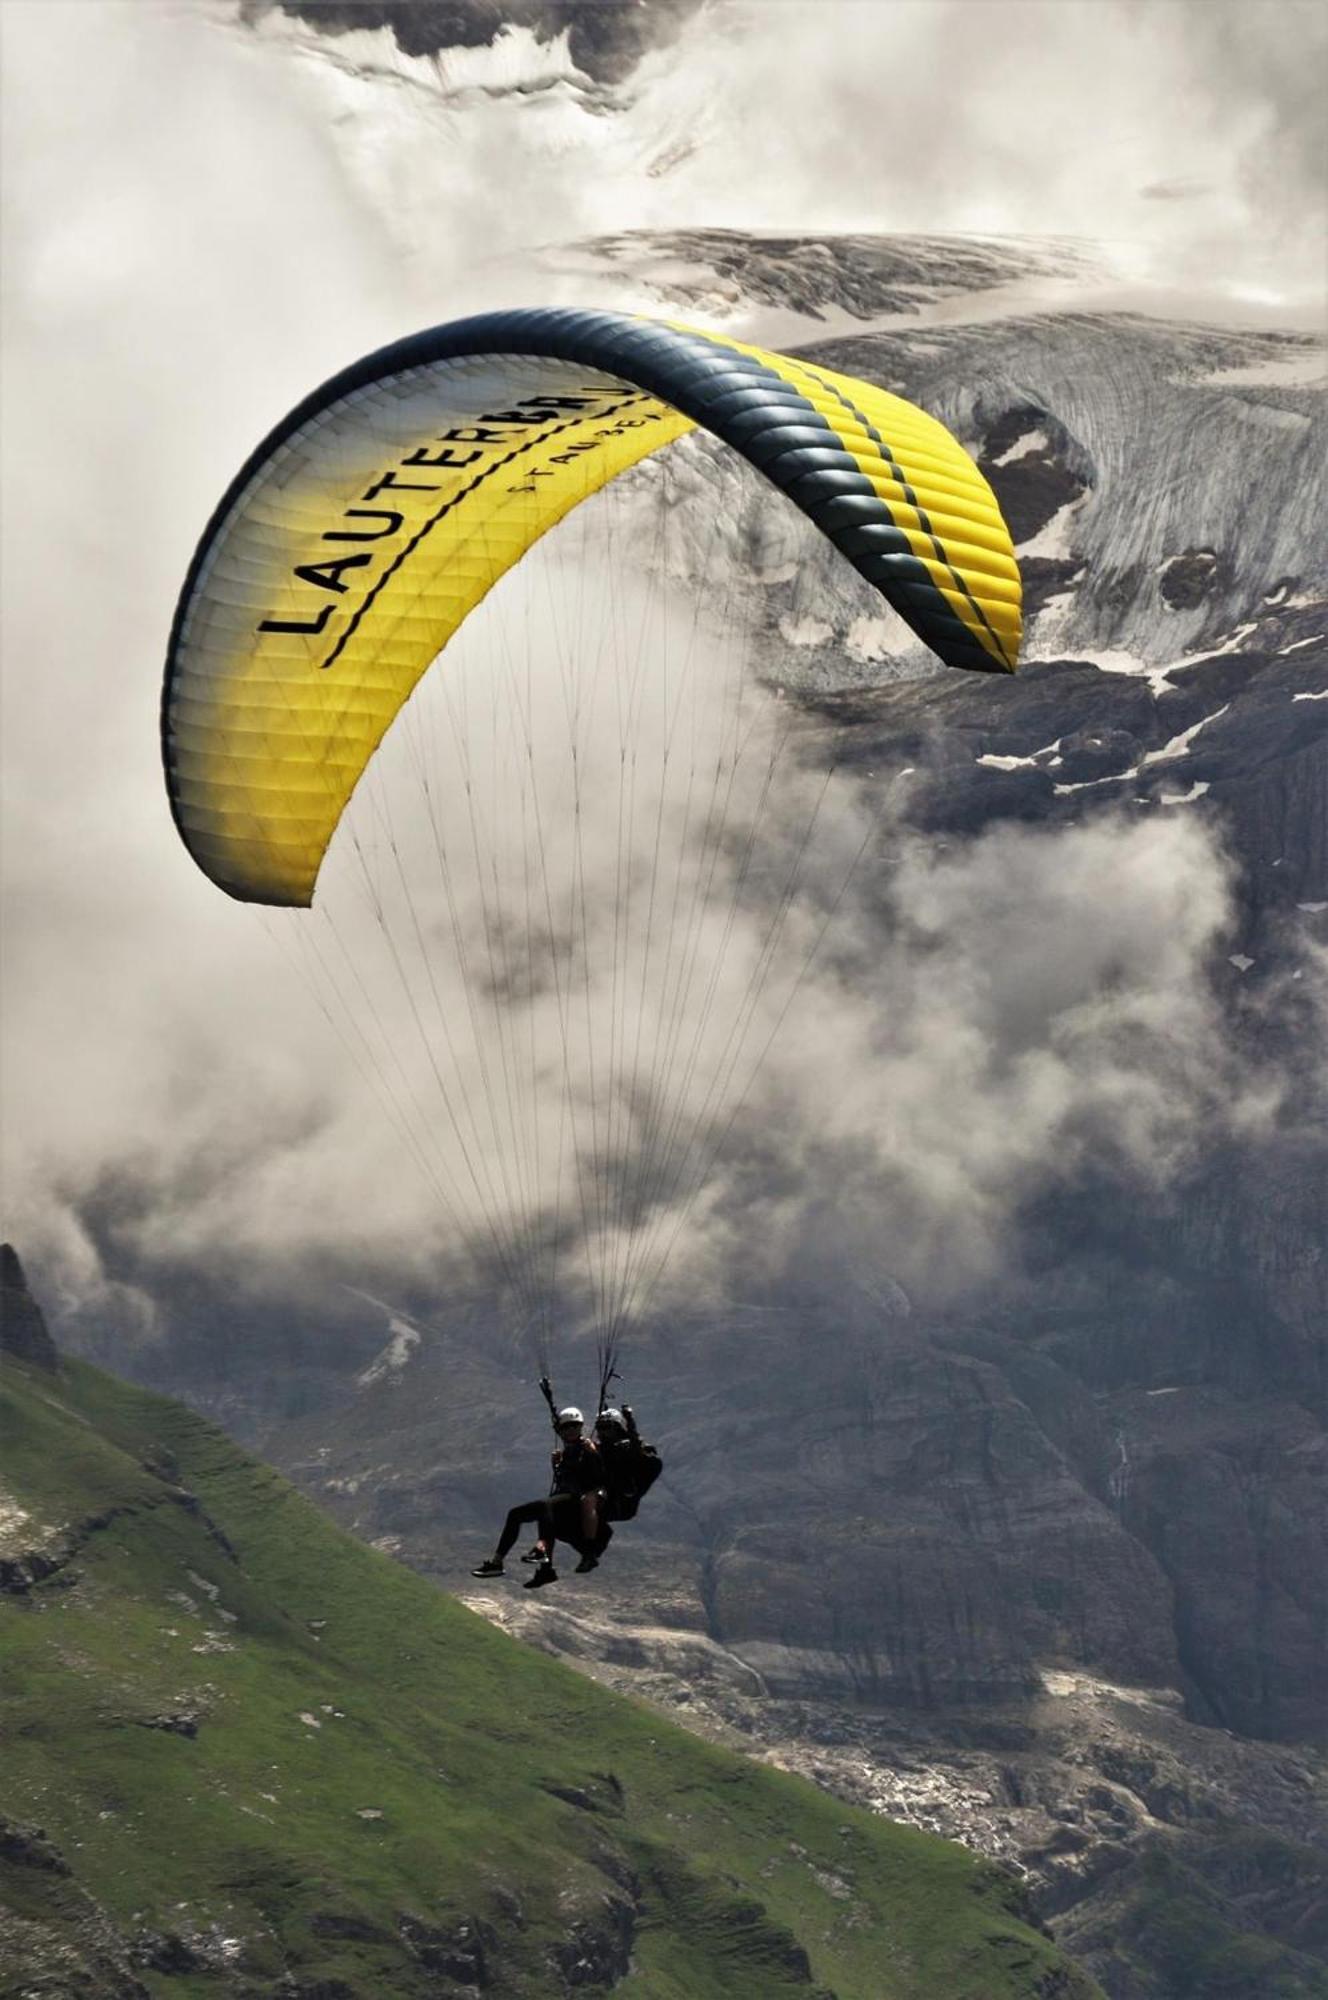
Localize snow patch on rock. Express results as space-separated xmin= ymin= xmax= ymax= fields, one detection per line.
xmin=1198 ymin=348 xmax=1326 ymax=390
xmin=993 ymin=426 xmax=1050 ymax=466
xmin=1078 ymin=624 xmax=1260 ymax=701
xmin=845 ymin=615 xmax=896 ymax=664
xmin=1054 ymin=708 xmax=1231 ymax=796
xmin=1017 ymin=491 xmax=1088 ymax=560
xmin=358 ymin=1317 xmax=422 ymax=1386
xmin=1142 ymin=705 xmax=1231 ymax=766
xmin=779 ymin=613 xmax=835 ymax=648
xmin=977 ymin=735 xmax=1064 ymax=773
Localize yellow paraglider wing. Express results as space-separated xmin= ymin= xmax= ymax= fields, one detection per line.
xmin=163 ymin=310 xmax=1020 ymax=907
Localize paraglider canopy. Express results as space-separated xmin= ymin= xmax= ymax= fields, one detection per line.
xmin=162 ymin=309 xmax=1021 ymax=911
xmin=160 ymin=308 xmax=1022 ymax=1370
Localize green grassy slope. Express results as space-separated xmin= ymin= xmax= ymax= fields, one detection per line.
xmin=0 ymin=1351 xmax=1101 ymax=1999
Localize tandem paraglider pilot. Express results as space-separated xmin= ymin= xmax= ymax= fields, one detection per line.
xmin=472 ymin=1385 xmax=661 ymax=1591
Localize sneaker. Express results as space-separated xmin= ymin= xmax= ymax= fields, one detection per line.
xmin=574 ymin=1554 xmax=599 ymax=1574
xmin=520 ymin=1544 xmax=546 ymax=1564
xmin=470 ymin=1558 xmax=504 ymax=1578
xmin=523 ymin=1562 xmax=558 ymax=1590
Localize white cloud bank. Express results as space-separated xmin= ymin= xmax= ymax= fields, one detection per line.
xmin=245 ymin=0 xmax=1327 ymax=326
xmin=0 ymin=0 xmax=1314 ymax=1358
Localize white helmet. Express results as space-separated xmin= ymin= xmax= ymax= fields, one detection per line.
xmin=596 ymin=1407 xmax=625 ymax=1431
xmin=556 ymin=1406 xmax=584 ymax=1427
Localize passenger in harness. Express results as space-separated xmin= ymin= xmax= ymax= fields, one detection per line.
xmin=470 ymin=1403 xmax=603 ymax=1591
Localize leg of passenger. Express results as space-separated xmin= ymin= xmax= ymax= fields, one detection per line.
xmin=496 ymin=1499 xmax=544 ymax=1562
xmin=538 ymin=1498 xmax=562 ymax=1564
xmin=525 ymin=1497 xmax=567 ymax=1588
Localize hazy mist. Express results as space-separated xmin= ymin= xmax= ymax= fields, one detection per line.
xmin=1 ymin=0 xmax=1319 ymax=1368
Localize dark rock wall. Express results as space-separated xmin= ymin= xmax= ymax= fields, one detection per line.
xmin=0 ymin=1244 xmax=59 ymax=1372
xmin=269 ymin=0 xmax=705 ymax=83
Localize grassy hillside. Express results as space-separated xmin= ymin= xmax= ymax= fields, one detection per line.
xmin=0 ymin=1349 xmax=1100 ymax=1998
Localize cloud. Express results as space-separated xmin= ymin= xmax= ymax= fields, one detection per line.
xmin=656 ymin=808 xmax=1278 ymax=1310
xmin=1 ymin=0 xmax=418 ymax=1313
xmin=0 ymin=0 xmax=1314 ymax=1379
xmin=243 ymin=0 xmax=1326 ymax=320
xmin=1140 ymin=180 xmax=1209 ymax=204
xmin=263 ymin=0 xmax=707 ymax=86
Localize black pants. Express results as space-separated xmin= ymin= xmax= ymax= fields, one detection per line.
xmin=495 ymin=1498 xmax=548 ymax=1561
xmin=593 ymin=1520 xmax=614 ymax=1557
xmin=495 ymin=1493 xmax=602 ymax=1563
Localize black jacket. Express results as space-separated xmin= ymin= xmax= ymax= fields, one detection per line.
xmin=550 ymin=1435 xmax=602 ymax=1498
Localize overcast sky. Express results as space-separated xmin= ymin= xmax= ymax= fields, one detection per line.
xmin=1 ymin=0 xmax=1322 ymax=1358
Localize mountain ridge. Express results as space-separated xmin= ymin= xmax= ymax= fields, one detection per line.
xmin=23 ymin=225 xmax=1328 ymax=2000
xmin=0 ymin=1322 xmax=1100 ymax=1998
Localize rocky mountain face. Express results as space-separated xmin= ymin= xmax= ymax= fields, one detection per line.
xmin=461 ymin=1598 xmax=1328 ymax=2000
xmin=242 ymin=232 xmax=1326 ymax=1999
xmin=264 ymin=1212 xmax=1327 ymax=1993
xmin=266 ymin=0 xmax=706 ymax=84
xmin=8 ymin=1341 xmax=1099 ymax=2000
xmin=29 ymin=226 xmax=1326 ymax=1998
xmin=0 ymin=1243 xmax=59 ymax=1373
